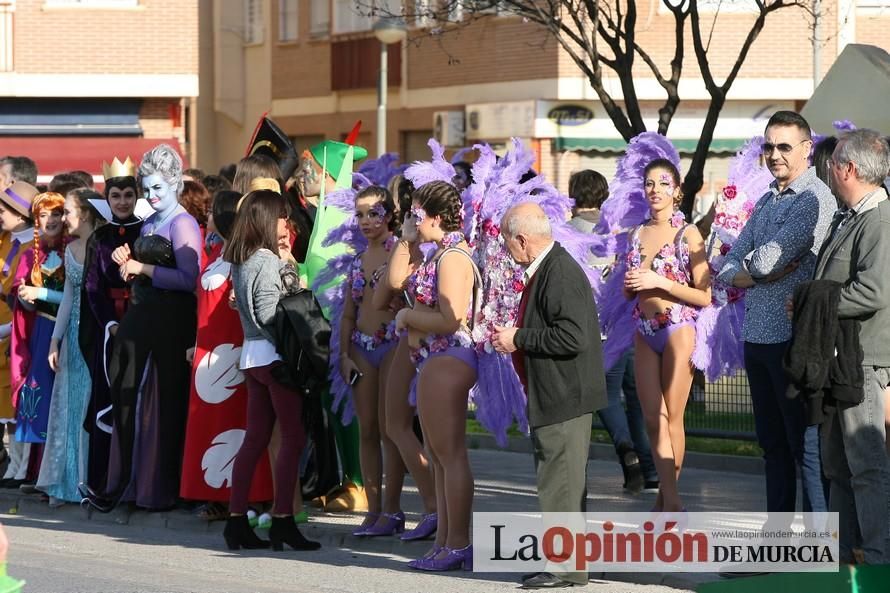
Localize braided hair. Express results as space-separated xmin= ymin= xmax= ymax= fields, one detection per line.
xmin=29 ymin=192 xmax=66 ymax=288
xmin=413 ymin=180 xmax=463 ymax=232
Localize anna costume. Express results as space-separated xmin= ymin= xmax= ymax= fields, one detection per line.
xmin=10 ymin=237 xmax=64 ymax=444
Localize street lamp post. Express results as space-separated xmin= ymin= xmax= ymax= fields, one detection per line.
xmin=373 ymin=17 xmax=407 ymax=157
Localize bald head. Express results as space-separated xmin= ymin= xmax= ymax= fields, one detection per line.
xmin=501 ymin=202 xmax=553 ymax=266
xmin=502 ymin=202 xmax=552 ymax=240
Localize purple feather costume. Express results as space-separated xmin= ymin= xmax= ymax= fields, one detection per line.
xmin=691 ymin=137 xmax=773 ymax=380
xmin=401 ymin=138 xmax=610 ymax=446
xmin=593 ymin=133 xmax=683 ymax=370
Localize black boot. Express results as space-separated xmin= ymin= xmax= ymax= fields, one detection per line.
xmin=269 ymin=516 xmax=321 ymax=551
xmin=617 ymin=442 xmax=644 ymax=494
xmin=223 ymin=515 xmax=270 ymax=550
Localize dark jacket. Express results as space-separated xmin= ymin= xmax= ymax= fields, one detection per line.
xmin=784 ymin=279 xmax=864 ymax=424
xmin=266 ymin=288 xmax=332 ymax=395
xmin=513 ymin=242 xmax=607 ymax=428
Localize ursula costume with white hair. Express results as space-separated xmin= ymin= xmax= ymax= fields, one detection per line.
xmin=86 ymin=145 xmax=201 ymax=511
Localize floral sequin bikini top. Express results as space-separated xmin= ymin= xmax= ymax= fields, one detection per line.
xmin=408 ymin=232 xmax=477 ymax=308
xmin=348 ymin=235 xmax=397 ymax=305
xmin=626 ymin=218 xmax=692 ymax=286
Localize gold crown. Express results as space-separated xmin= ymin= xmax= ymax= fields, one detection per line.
xmin=102 ymin=156 xmax=136 ymax=181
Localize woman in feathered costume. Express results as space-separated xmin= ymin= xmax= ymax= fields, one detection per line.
xmin=370 ymin=205 xmax=439 ymax=542
xmin=314 ymin=183 xmax=438 ymax=545
xmin=335 ymin=186 xmax=408 ymax=537
xmin=396 ymin=180 xmax=478 ymax=572
xmin=391 ymin=138 xmax=613 ymax=569
xmin=595 ymin=135 xmax=711 ymax=514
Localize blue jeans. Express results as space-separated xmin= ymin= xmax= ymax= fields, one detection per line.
xmin=744 ymin=341 xmax=828 ymax=515
xmin=598 ymin=348 xmax=657 ymax=482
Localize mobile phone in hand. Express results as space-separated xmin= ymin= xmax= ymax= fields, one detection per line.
xmin=349 ymin=369 xmax=362 ymax=385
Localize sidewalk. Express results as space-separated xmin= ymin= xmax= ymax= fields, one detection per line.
xmin=1 ymin=446 xmax=769 ymax=591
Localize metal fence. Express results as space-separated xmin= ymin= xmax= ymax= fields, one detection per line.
xmin=681 ymin=372 xmax=756 ymax=440
xmin=469 ymin=371 xmax=758 ymax=442
xmin=588 ymin=371 xmax=757 ymax=441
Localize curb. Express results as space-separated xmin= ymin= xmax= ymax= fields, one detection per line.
xmin=467 ymin=433 xmax=765 ymax=476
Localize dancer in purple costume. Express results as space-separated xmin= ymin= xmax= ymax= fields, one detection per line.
xmin=315 ymin=179 xmax=439 ymax=543
xmin=622 ymin=160 xmax=711 ymax=513
xmin=338 ymin=186 xmax=408 ymax=537
xmin=397 ymin=181 xmax=477 ymax=572
xmin=371 ymin=203 xmax=439 ymax=541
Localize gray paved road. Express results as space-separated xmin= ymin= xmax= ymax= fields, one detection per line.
xmin=3 ymin=515 xmax=692 ymax=593
xmin=0 ymin=446 xmax=772 ymax=592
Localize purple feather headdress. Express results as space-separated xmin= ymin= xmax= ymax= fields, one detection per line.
xmin=692 ymin=136 xmax=771 ymax=380
xmin=310 ymin=186 xmax=366 ymax=423
xmin=596 ymin=132 xmax=681 ymax=235
xmin=405 ymin=139 xmax=456 ymax=188
xmin=357 ymin=152 xmax=408 ymax=188
xmin=593 ymin=132 xmax=682 ymax=369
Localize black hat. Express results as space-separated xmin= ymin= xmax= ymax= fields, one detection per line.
xmin=245 ymin=114 xmax=299 ymax=180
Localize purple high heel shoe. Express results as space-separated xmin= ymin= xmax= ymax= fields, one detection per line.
xmin=361 ymin=511 xmax=405 ymax=537
xmin=407 ymin=545 xmax=443 ymax=569
xmin=351 ymin=512 xmax=380 ymax=537
xmin=400 ymin=512 xmax=438 ymax=541
xmin=414 ymin=544 xmax=473 ymax=572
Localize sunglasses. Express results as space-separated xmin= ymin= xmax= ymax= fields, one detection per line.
xmin=761 ymin=139 xmax=809 ymax=155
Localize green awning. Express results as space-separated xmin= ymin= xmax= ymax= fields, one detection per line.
xmin=554 ymin=136 xmax=747 ymax=154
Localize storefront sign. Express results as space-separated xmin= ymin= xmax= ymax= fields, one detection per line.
xmin=546 ymin=104 xmax=593 ymax=126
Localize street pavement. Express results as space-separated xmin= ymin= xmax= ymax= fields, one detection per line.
xmin=0 ymin=445 xmax=770 ymax=593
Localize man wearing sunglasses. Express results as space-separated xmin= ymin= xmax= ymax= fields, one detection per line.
xmin=717 ymin=111 xmax=835 ymax=526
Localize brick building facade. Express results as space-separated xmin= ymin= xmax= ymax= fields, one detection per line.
xmin=196 ymin=1 xmax=890 ymax=200
xmin=0 ymin=0 xmax=198 ymax=182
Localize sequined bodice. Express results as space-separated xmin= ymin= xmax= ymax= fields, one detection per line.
xmin=626 ymin=223 xmax=692 ymax=286
xmin=349 ymin=235 xmax=396 ymax=304
xmin=66 ymin=248 xmax=84 ymax=314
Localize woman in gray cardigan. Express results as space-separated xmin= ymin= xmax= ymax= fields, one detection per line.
xmin=222 ymin=189 xmax=319 ymax=553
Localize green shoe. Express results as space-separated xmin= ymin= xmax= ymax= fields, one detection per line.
xmin=0 ymin=563 xmax=25 ymax=593
xmin=256 ymin=512 xmax=272 ymax=530
xmin=247 ymin=509 xmax=259 ymax=528
xmin=294 ymin=510 xmax=309 ymax=524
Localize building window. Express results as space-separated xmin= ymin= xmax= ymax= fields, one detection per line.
xmin=244 ymin=0 xmax=263 ymax=44
xmin=333 ymin=0 xmax=399 ymax=34
xmin=414 ymin=0 xmax=430 ymax=27
xmin=43 ymin=0 xmax=139 ymax=7
xmin=279 ymin=0 xmax=298 ymax=41
xmin=310 ymin=0 xmax=330 ymax=36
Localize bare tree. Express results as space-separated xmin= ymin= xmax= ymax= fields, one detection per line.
xmin=358 ymin=0 xmax=817 ymax=212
